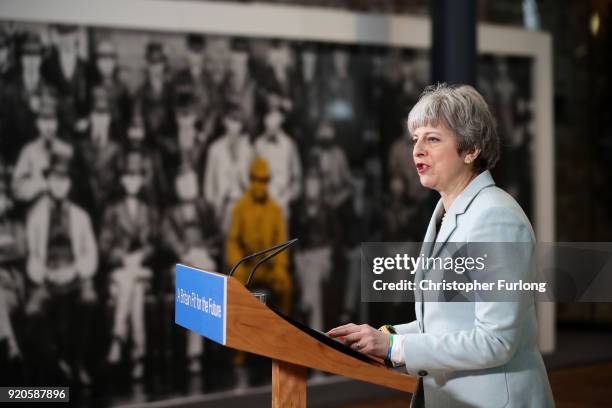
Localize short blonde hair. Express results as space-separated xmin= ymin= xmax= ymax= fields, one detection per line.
xmin=407 ymin=83 xmax=500 ymax=172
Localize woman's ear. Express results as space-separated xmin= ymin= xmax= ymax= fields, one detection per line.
xmin=463 ymin=148 xmax=481 ymax=165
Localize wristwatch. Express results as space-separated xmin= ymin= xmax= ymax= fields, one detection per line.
xmin=378 ymin=324 xmax=397 ymax=335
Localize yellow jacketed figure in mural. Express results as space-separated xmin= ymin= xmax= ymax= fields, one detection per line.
xmin=226 ymin=157 xmax=292 ymax=373
xmin=226 ymin=156 xmax=292 ymax=314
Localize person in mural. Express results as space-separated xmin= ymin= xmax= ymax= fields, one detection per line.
xmin=204 ymin=103 xmax=253 ymax=233
xmin=492 ymin=56 xmax=525 ymax=201
xmin=203 ymin=36 xmax=231 ymax=112
xmin=493 ymin=57 xmax=517 ymax=147
xmin=226 ymin=157 xmax=291 ymax=389
xmin=12 ymin=88 xmax=72 ymax=204
xmin=100 ymin=149 xmax=158 ymax=380
xmin=293 ymin=42 xmax=322 ymax=153
xmin=173 ymin=34 xmax=217 ymax=143
xmin=0 ymin=33 xmax=45 ymax=164
xmin=90 ymin=39 xmax=131 ymax=126
xmin=123 ymin=108 xmax=169 ymax=209
xmin=267 ymin=41 xmax=295 ymax=99
xmin=0 ymin=29 xmax=16 ymax=85
xmin=162 ymin=166 xmax=221 ymax=374
xmin=74 ymin=85 xmax=122 ymax=228
xmin=254 ymin=103 xmax=302 ymax=220
xmin=386 ymin=101 xmax=426 ymax=187
xmin=226 ymin=39 xmax=257 ymax=137
xmin=134 ymin=42 xmax=174 ymax=155
xmin=41 ymin=24 xmax=88 ymax=137
xmin=0 ymin=163 xmax=26 ymax=364
xmin=320 ymin=46 xmax=361 ymax=163
xmin=162 ymin=87 xmax=208 ymax=202
xmin=378 ymin=49 xmax=426 ymax=168
xmin=383 ymin=175 xmax=417 ymax=241
xmin=387 ymin=122 xmax=431 ymax=240
xmin=309 ymin=120 xmax=353 ymax=226
xmin=262 ymin=40 xmax=295 ymax=132
xmin=291 ymin=166 xmax=338 ymax=332
xmin=308 ymin=120 xmax=357 ymax=320
xmin=24 ymin=150 xmax=98 ymax=385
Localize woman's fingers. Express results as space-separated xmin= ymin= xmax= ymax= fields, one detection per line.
xmin=327 ymin=322 xmax=358 ymax=337
xmin=343 ymin=331 xmax=364 ymax=344
xmin=331 ymin=325 xmax=386 ymax=356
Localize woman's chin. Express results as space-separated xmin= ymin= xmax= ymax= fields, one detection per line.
xmin=418 ymin=175 xmax=435 ymax=190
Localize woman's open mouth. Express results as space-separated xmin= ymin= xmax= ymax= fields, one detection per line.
xmin=416 ymin=163 xmax=430 ymax=174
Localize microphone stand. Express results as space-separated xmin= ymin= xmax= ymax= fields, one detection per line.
xmin=227 ymin=238 xmax=298 ymax=282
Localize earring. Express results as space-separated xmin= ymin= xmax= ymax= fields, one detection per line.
xmin=465 ymin=159 xmax=472 ymax=164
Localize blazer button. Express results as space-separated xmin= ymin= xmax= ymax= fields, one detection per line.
xmin=418 ymin=370 xmax=428 ymax=377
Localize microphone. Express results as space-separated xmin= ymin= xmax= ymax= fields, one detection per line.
xmin=227 ymin=238 xmax=298 ymax=281
xmin=245 ymin=239 xmax=298 ymax=288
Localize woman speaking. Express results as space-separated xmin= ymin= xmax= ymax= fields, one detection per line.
xmin=328 ymin=84 xmax=555 ymax=407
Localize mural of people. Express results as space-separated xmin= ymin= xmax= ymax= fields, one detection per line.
xmin=0 ymin=18 xmax=535 ymax=404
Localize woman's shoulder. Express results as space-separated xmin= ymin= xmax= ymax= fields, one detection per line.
xmin=465 ymin=185 xmax=535 ymax=242
xmin=471 ymin=184 xmax=524 ymax=214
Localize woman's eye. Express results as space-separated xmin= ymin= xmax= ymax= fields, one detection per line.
xmin=428 ymin=137 xmax=439 ymax=143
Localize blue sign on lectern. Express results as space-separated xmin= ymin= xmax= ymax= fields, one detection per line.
xmin=175 ymin=264 xmax=227 ymax=345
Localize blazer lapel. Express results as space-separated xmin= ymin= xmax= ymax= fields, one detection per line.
xmin=430 ymin=212 xmax=458 ymax=260
xmin=415 ymin=199 xmax=444 ymax=328
xmin=420 ymin=199 xmax=444 ymax=259
xmin=430 ymin=171 xmax=496 ymax=260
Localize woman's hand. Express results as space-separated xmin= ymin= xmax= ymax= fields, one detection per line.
xmin=327 ymin=323 xmax=390 ymax=359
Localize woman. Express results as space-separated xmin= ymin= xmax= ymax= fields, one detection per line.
xmin=328 ymin=84 xmax=554 ymax=407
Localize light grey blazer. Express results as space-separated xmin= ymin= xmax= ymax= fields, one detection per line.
xmin=395 ymin=170 xmax=555 ymax=408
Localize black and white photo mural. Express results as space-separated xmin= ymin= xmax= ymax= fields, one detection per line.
xmin=0 ymin=19 xmax=534 ymax=405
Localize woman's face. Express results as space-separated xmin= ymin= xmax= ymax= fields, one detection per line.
xmin=412 ymin=124 xmax=470 ymax=193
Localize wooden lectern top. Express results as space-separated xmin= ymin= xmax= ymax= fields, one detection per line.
xmin=224 ymin=272 xmax=417 ymax=393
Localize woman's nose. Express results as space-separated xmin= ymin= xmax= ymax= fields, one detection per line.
xmin=413 ymin=138 xmax=426 ymax=157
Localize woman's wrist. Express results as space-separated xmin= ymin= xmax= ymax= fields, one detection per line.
xmin=386 ymin=334 xmax=394 ymax=361
xmin=379 ymin=325 xmax=398 ymax=366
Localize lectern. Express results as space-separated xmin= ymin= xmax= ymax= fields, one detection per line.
xmin=175 ymin=264 xmax=417 ymax=407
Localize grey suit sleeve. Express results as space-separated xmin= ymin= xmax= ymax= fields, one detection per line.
xmin=393 ymin=320 xmax=419 ymax=335
xmin=401 ymin=206 xmax=534 ymax=376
